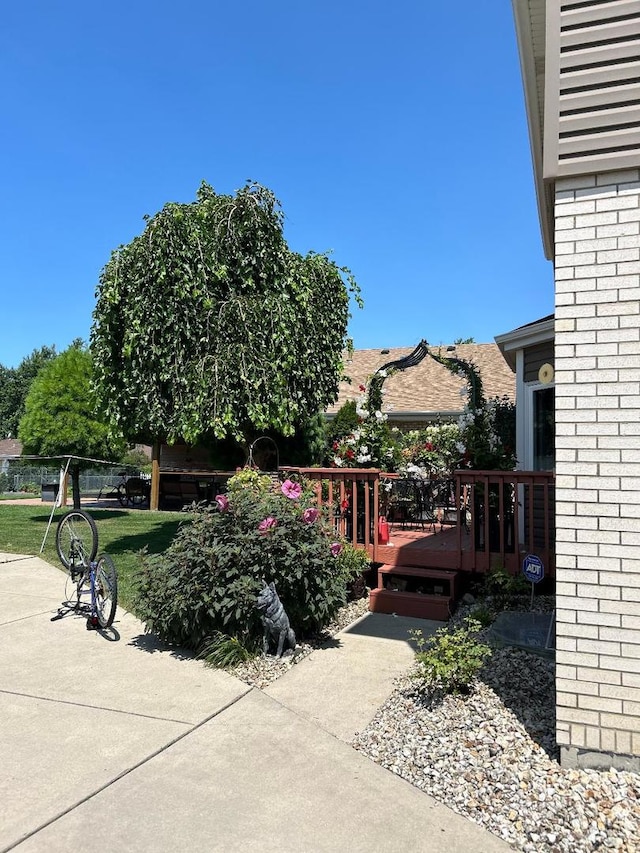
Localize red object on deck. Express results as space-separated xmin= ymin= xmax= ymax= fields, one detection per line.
xmin=378 ymin=516 xmax=389 ymax=545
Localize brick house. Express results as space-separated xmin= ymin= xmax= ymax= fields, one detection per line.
xmin=512 ymin=0 xmax=640 ymax=770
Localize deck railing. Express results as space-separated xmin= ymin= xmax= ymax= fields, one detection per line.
xmin=454 ymin=469 xmax=556 ymax=576
xmin=280 ymin=467 xmax=381 ymax=557
xmin=281 ymin=467 xmax=555 ymax=575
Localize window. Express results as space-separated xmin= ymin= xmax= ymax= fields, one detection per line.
xmin=532 ymin=386 xmax=555 ymax=471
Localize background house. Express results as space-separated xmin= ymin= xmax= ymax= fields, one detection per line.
xmin=326 ymin=343 xmax=515 ymax=429
xmin=0 ymin=439 xmax=22 ymax=475
xmin=513 ymin=0 xmax=640 ymax=770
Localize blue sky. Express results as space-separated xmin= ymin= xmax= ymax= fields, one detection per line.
xmin=0 ymin=0 xmax=553 ymax=369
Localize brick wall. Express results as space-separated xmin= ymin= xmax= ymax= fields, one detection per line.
xmin=554 ymin=169 xmax=640 ymax=771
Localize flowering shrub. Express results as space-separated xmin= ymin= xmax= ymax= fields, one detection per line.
xmin=133 ymin=469 xmax=364 ymax=650
xmin=429 ymin=351 xmax=516 ymax=471
xmin=329 ymin=375 xmax=401 ymax=470
xmin=326 ymin=348 xmax=515 ymax=474
xmin=398 ymin=423 xmax=462 ymax=478
xmin=455 ymin=393 xmax=516 ymax=470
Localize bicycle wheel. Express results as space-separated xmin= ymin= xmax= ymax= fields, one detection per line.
xmin=116 ymin=484 xmax=128 ymax=507
xmin=55 ymin=510 xmax=99 ymax=573
xmin=94 ymin=553 xmax=118 ymax=628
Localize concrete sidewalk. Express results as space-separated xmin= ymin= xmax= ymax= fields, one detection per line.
xmin=0 ymin=552 xmax=511 ymax=852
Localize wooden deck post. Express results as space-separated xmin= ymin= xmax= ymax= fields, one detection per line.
xmin=150 ymin=441 xmax=160 ymax=511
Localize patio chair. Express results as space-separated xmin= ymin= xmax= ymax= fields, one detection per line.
xmin=432 ymin=479 xmax=469 ymax=531
xmin=414 ymin=480 xmax=438 ymax=533
xmin=125 ymin=476 xmax=150 ymax=507
xmin=389 ymin=478 xmax=434 ymax=530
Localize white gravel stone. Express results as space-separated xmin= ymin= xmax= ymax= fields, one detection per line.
xmin=352 ymin=643 xmax=640 ymax=853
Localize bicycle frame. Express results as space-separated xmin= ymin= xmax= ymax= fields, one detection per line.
xmin=74 ymin=562 xmax=102 ymax=628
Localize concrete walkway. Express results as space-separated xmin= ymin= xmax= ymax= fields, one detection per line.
xmin=0 ymin=552 xmax=512 ymax=852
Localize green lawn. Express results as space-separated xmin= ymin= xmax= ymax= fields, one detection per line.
xmin=0 ymin=505 xmax=187 ymax=612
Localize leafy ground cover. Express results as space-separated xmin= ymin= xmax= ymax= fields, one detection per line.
xmin=0 ymin=505 xmax=186 ymax=611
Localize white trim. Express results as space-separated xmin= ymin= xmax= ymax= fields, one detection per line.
xmin=515 ymin=349 xmax=527 ymax=470
xmin=495 ymin=316 xmax=554 ymax=371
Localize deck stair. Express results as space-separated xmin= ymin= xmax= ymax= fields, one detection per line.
xmin=369 ymin=564 xmax=461 ymax=622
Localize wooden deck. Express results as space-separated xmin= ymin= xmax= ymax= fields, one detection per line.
xmin=282 ymin=466 xmax=555 ymax=579
xmin=376 ymin=523 xmax=474 ymax=571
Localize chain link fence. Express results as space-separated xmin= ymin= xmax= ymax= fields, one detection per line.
xmin=2 ymin=465 xmax=141 ymax=495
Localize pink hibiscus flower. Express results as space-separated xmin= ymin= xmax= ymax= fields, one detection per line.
xmin=281 ymin=479 xmax=302 ymax=500
xmin=330 ymin=542 xmax=343 ymax=557
xmin=303 ymin=507 xmax=319 ymax=524
xmin=258 ymin=516 xmax=278 ymax=534
xmin=215 ymin=494 xmax=229 ymax=512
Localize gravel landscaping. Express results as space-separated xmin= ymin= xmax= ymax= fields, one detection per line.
xmin=195 ymin=585 xmax=639 ymax=846
xmin=225 ymin=591 xmax=639 ymax=851
xmin=352 ymin=603 xmax=640 ymax=853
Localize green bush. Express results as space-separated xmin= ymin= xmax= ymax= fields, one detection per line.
xmin=133 ymin=471 xmax=363 ymax=649
xmin=469 ymin=603 xmax=496 ymax=628
xmin=485 ymin=565 xmax=530 ymax=607
xmin=411 ymin=618 xmax=492 ymax=694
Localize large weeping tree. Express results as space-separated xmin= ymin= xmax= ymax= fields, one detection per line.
xmin=91 ymin=182 xmax=361 ymax=449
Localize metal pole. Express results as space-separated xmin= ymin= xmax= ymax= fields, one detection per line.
xmin=40 ymin=457 xmax=72 ymax=553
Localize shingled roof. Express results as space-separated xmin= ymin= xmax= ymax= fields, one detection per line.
xmin=326 ymin=344 xmax=515 ymax=419
xmin=0 ymin=438 xmax=22 ymax=459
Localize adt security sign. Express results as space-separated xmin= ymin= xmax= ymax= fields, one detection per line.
xmin=522 ymin=554 xmax=544 ymax=584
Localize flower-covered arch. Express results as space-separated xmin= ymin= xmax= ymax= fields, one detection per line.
xmin=329 ymin=341 xmax=515 ymax=474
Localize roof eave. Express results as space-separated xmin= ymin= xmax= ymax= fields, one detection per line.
xmin=512 ymin=0 xmax=554 ymax=259
xmin=495 ymin=315 xmax=555 ymax=369
xmin=325 ymin=410 xmax=462 ymax=421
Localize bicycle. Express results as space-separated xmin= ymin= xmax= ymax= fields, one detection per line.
xmin=51 ymin=509 xmax=118 ymax=629
xmin=97 ymin=471 xmax=129 ymax=507
xmin=98 ymin=471 xmax=150 ymax=508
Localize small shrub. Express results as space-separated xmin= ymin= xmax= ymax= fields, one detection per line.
xmin=485 ymin=565 xmax=529 ymax=607
xmin=411 ymin=618 xmax=492 ymax=694
xmin=133 ymin=470 xmax=362 ymax=650
xmin=197 ymin=632 xmax=255 ymax=668
xmin=470 ymin=603 xmax=496 ymax=628
xmin=335 ymin=543 xmax=372 ymax=599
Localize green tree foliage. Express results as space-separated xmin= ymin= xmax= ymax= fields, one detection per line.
xmin=18 ymin=344 xmax=126 ymax=507
xmin=92 ymin=181 xmax=361 ymax=446
xmin=0 ymin=346 xmax=57 ymax=438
